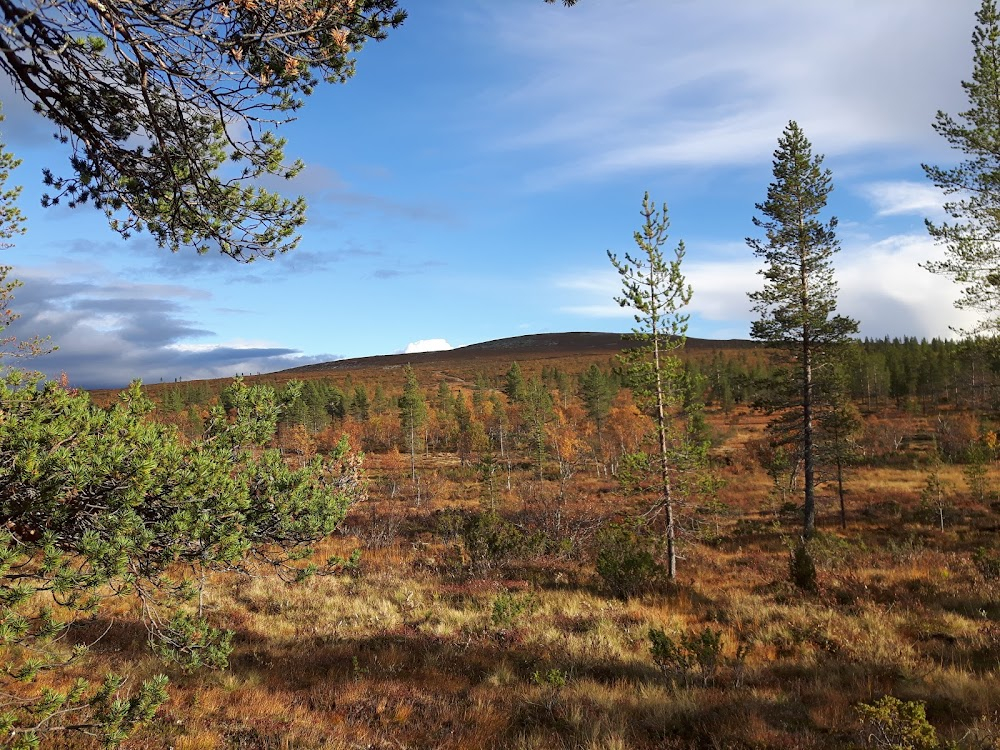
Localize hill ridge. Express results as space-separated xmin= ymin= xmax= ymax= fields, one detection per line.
xmin=278 ymin=331 xmax=757 ymax=375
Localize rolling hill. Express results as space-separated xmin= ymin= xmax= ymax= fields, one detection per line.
xmin=279 ymin=332 xmax=758 ymax=376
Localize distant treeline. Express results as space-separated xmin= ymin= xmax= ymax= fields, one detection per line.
xmin=142 ymin=339 xmax=999 ymax=473
xmin=154 ymin=338 xmax=1000 ymax=423
xmin=697 ymin=338 xmax=998 ymax=412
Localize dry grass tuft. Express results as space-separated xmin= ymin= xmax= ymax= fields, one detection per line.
xmin=29 ymin=418 xmax=1000 ymax=750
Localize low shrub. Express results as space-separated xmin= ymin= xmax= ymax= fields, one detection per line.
xmin=855 ymin=695 xmax=942 ymax=750
xmin=491 ymin=591 xmax=537 ymax=629
xmin=808 ymin=531 xmax=866 ymax=569
xmin=594 ymin=520 xmax=663 ymax=598
xmin=972 ymin=546 xmax=1000 ymax=581
xmin=648 ymin=626 xmax=724 ymax=688
xmin=789 ymin=541 xmax=818 ymax=593
xmin=439 ymin=510 xmax=545 ymax=573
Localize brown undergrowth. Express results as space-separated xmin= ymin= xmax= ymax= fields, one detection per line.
xmin=30 ymin=449 xmax=1000 ymax=750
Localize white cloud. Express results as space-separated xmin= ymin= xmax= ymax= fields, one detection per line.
xmin=558 ymin=263 xmax=757 ymax=324
xmin=558 ymin=271 xmax=629 ymax=317
xmin=688 ymin=260 xmax=761 ymax=322
xmin=561 ymin=303 xmax=632 ymax=318
xmin=556 ymin=231 xmax=979 ymax=341
xmin=404 ymin=338 xmax=453 ymax=354
xmin=860 ymin=181 xmax=946 ymax=218
xmin=481 ymin=0 xmax=977 ymax=183
xmin=837 ymin=233 xmax=979 ymax=339
xmin=168 ymin=338 xmax=283 ymax=354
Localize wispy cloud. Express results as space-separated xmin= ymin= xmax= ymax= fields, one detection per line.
xmin=860 ymin=181 xmax=946 ymax=218
xmin=370 ymin=259 xmax=446 ymax=281
xmin=259 ymin=163 xmax=459 ymax=226
xmin=560 ymin=303 xmax=631 ymax=319
xmin=480 ymin=0 xmax=976 ymax=185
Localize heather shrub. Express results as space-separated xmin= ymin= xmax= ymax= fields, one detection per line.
xmin=972 ymin=546 xmax=1000 ymax=581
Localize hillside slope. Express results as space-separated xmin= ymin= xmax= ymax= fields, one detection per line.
xmin=279 ymin=332 xmax=757 ymax=376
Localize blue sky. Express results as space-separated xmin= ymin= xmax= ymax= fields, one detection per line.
xmin=0 ymin=0 xmax=984 ymax=387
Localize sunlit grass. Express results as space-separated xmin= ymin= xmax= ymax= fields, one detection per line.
xmin=25 ymin=443 xmax=999 ymax=749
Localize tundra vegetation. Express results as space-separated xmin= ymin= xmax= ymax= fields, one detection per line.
xmin=1 ymin=0 xmax=1000 ymax=748
xmin=3 ymin=330 xmax=994 ymax=749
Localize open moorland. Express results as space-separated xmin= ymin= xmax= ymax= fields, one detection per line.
xmin=15 ymin=333 xmax=1000 ymax=749
xmin=5 ymin=0 xmax=1000 ymax=748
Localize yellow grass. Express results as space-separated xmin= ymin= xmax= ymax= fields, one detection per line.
xmin=20 ymin=406 xmax=1000 ymax=750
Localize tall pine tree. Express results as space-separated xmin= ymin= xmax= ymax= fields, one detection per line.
xmin=748 ymin=121 xmax=858 ymax=538
xmin=924 ymin=0 xmax=1000 ymax=335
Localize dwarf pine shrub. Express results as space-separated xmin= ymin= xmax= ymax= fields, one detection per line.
xmin=648 ymin=626 xmax=724 ymax=687
xmin=595 ymin=521 xmax=663 ymax=598
xmin=855 ymin=696 xmax=943 ymax=750
xmin=0 ymin=374 xmax=363 ymax=745
xmin=491 ymin=591 xmax=537 ymax=629
xmin=442 ymin=509 xmax=545 ymax=573
xmin=789 ymin=540 xmax=818 ymax=592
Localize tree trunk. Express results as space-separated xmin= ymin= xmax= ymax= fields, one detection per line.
xmin=409 ymin=422 xmax=416 ymax=481
xmin=801 ymin=218 xmax=816 ymax=539
xmin=653 ymin=326 xmax=677 ymax=580
xmin=409 ymin=422 xmax=420 ymax=507
xmin=837 ymin=452 xmax=846 ymax=530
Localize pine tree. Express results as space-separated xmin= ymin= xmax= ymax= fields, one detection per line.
xmin=924 ymin=0 xmax=1000 ymax=334
xmin=921 ymin=454 xmax=951 ymax=533
xmin=453 ymin=391 xmax=476 ymax=466
xmin=815 ymin=363 xmax=862 ymax=529
xmin=349 ymin=385 xmax=370 ymax=422
xmin=472 ymin=372 xmax=490 ymax=416
xmin=748 ymin=121 xmax=858 ymax=538
xmin=580 ymin=364 xmax=616 ymax=431
xmin=372 ymin=383 xmax=391 ymax=415
xmin=579 ymin=363 xmax=617 ymax=472
xmin=522 ymin=377 xmax=554 ymax=480
xmin=504 ymin=362 xmax=527 ymax=403
xmin=398 ymin=365 xmax=427 ymax=486
xmin=609 ymin=192 xmax=693 ymax=579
